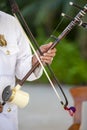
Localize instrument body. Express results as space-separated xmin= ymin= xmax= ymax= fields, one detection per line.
xmin=2 ymin=84 xmax=29 ymax=108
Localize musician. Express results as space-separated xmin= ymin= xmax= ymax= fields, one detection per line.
xmin=0 ymin=11 xmax=56 ymax=130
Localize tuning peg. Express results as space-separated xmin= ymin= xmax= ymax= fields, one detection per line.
xmin=61 ymin=13 xmax=73 ymax=20
xmin=61 ymin=13 xmax=87 ymax=29
xmin=69 ymin=2 xmax=84 ymax=10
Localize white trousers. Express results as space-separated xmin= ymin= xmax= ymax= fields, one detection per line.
xmin=0 ymin=103 xmax=18 ymax=130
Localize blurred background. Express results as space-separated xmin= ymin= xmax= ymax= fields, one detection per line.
xmin=0 ymin=0 xmax=87 ymax=85
xmin=0 ymin=0 xmax=87 ymax=130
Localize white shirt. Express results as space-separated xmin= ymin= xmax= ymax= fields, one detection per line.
xmin=0 ymin=11 xmax=43 ymax=130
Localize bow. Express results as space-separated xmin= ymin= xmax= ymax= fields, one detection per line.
xmin=2 ymin=0 xmax=87 ymax=116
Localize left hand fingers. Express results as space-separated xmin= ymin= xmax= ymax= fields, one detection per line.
xmin=43 ymin=48 xmax=56 ymax=57
xmin=40 ymin=48 xmax=56 ymax=64
xmin=40 ymin=42 xmax=53 ymax=53
xmin=40 ymin=57 xmax=53 ymax=64
xmin=40 ymin=55 xmax=53 ymax=61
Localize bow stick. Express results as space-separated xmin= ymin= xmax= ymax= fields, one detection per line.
xmin=7 ymin=0 xmax=68 ymax=106
xmin=2 ymin=0 xmax=87 ymax=116
xmin=8 ymin=0 xmax=69 ymax=109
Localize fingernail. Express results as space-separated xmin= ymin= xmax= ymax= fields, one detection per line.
xmin=52 ymin=58 xmax=53 ymax=61
xmin=40 ymin=56 xmax=43 ymax=59
xmin=43 ymin=53 xmax=46 ymax=56
xmin=48 ymin=50 xmax=51 ymax=53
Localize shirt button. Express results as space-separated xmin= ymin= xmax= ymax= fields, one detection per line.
xmin=7 ymin=107 xmax=11 ymax=112
xmin=6 ymin=50 xmax=10 ymax=55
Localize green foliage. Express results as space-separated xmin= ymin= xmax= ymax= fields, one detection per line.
xmin=52 ymin=39 xmax=87 ymax=85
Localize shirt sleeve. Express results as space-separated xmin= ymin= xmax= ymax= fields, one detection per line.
xmin=15 ymin=19 xmax=43 ymax=81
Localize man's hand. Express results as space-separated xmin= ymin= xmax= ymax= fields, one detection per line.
xmin=32 ymin=42 xmax=56 ymax=66
xmin=40 ymin=42 xmax=56 ymax=64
